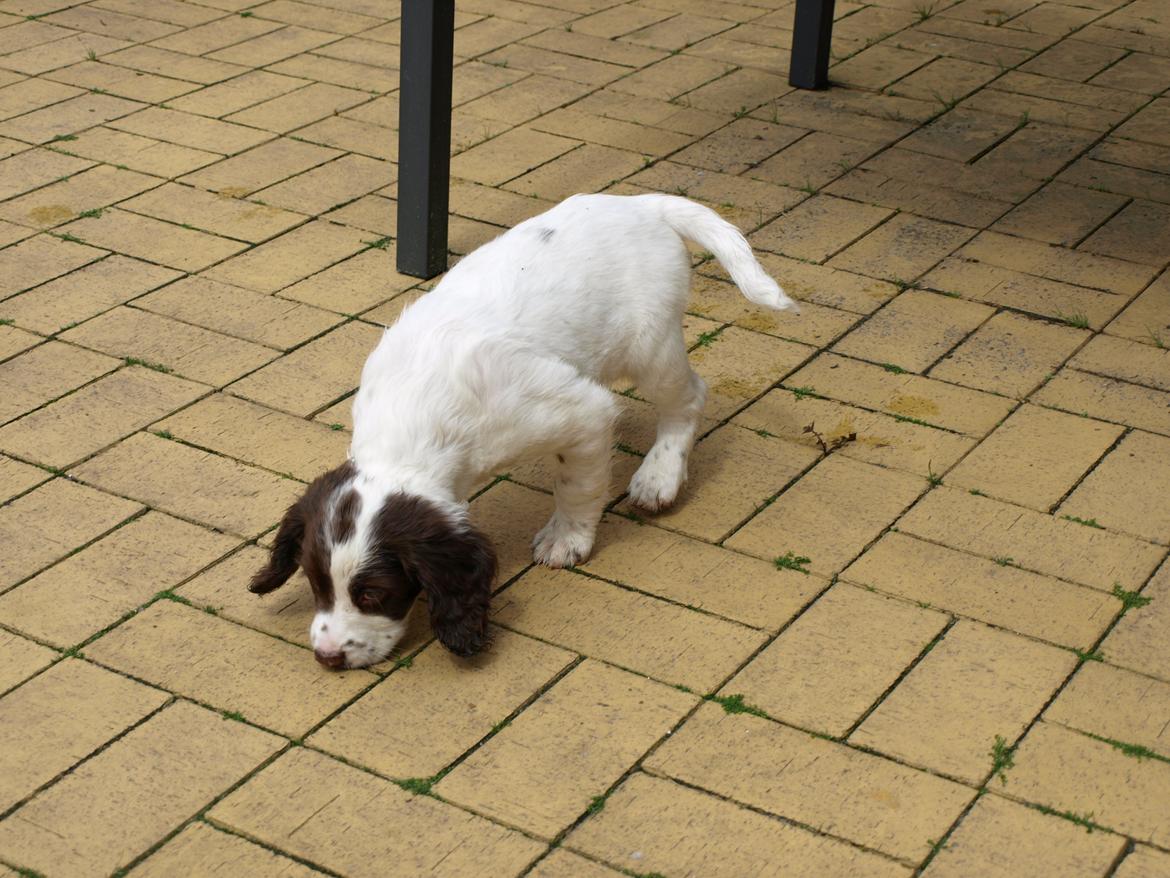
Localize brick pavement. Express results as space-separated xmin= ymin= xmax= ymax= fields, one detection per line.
xmin=0 ymin=0 xmax=1168 ymax=875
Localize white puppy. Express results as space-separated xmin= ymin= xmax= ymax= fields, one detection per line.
xmin=250 ymin=193 xmax=798 ymax=668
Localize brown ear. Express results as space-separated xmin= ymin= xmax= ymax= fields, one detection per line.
xmin=376 ymin=496 xmax=497 ymax=657
xmin=249 ymin=462 xmax=355 ymax=595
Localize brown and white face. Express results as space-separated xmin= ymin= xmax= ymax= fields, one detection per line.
xmin=248 ymin=463 xmax=497 ymax=669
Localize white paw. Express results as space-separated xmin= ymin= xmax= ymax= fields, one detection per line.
xmin=627 ymin=454 xmax=686 ymax=512
xmin=532 ymin=516 xmax=594 ymax=568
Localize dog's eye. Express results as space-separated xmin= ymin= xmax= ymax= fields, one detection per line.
xmin=355 ymin=588 xmax=383 ymax=608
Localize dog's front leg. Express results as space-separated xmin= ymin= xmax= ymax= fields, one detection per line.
xmin=532 ymin=409 xmax=614 ymax=569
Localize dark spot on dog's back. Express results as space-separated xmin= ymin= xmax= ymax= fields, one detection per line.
xmin=332 ymin=488 xmax=361 ymax=545
xmin=537 ymin=227 xmax=555 ymax=243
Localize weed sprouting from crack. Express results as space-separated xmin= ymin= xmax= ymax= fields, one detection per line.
xmin=694 ymin=328 xmax=723 ymax=348
xmin=585 ymin=793 xmax=608 ymax=816
xmin=803 ymin=422 xmax=855 ymax=454
xmin=125 ymin=357 xmax=173 ymax=374
xmin=1034 ymin=804 xmax=1101 ymax=832
xmin=1056 ymin=311 xmax=1090 ymax=329
xmin=329 ymin=422 xmax=345 ymax=431
xmin=1073 ymin=647 xmax=1104 ymax=663
xmin=221 ymin=710 xmax=245 ymax=722
xmin=990 ymin=735 xmax=1015 ymax=785
xmin=395 ymin=776 xmax=436 ymax=796
xmin=1083 ymin=731 xmax=1170 ymax=764
xmin=1062 ymin=514 xmax=1103 ymax=529
xmin=927 ymin=462 xmax=943 ymax=486
xmin=790 ymin=385 xmax=818 ymax=401
xmin=880 ymin=362 xmax=909 ymax=374
xmin=993 ymin=556 xmax=1014 ymax=567
xmin=774 ymin=551 xmax=812 ymax=574
xmin=363 ymin=236 xmax=392 ymax=251
xmin=1112 ymin=584 xmax=1151 ymax=613
xmin=706 ymin=693 xmax=771 ymax=719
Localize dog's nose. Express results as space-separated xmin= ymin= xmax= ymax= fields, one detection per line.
xmin=314 ymin=648 xmax=346 ymax=670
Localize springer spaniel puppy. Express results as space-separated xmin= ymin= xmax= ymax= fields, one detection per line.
xmin=249 ymin=193 xmax=798 ymax=669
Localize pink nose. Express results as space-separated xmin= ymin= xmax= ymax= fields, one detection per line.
xmin=314 ymin=648 xmax=346 ymax=670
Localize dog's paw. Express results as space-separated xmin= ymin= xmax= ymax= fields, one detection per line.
xmin=627 ymin=454 xmax=685 ymax=512
xmin=533 ymin=516 xmax=594 ymax=568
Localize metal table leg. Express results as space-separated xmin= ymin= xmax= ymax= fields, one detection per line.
xmin=396 ymin=0 xmax=455 ymax=278
xmin=789 ymin=0 xmax=836 ymax=90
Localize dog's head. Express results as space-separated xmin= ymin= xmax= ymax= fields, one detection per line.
xmin=249 ymin=463 xmax=496 ymax=669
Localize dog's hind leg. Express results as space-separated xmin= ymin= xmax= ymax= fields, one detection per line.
xmin=532 ymin=381 xmax=618 ymax=568
xmin=627 ymin=339 xmax=707 ymax=512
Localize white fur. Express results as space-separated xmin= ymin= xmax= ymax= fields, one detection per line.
xmin=326 ymin=194 xmax=794 ymax=662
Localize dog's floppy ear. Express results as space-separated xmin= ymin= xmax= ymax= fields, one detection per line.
xmin=414 ymin=521 xmax=497 ymax=657
xmin=376 ymin=495 xmax=497 ymax=657
xmin=249 ymin=462 xmax=355 ymax=595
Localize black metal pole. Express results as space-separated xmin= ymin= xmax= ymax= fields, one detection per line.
xmin=789 ymin=0 xmax=835 ymax=90
xmin=397 ymin=0 xmax=455 ymax=278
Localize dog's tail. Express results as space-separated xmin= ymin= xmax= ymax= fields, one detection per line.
xmin=655 ymin=195 xmax=800 ymax=314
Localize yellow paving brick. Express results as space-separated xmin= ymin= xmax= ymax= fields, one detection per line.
xmin=688 ymin=326 xmax=812 ymax=419
xmin=612 ymin=53 xmax=734 ymax=101
xmin=569 ymin=773 xmax=910 ymax=878
xmin=0 ymin=324 xmax=38 ymax=361
xmin=180 ymin=136 xmax=340 ymax=196
xmin=136 ymin=276 xmax=340 ymax=349
xmin=275 ymin=246 xmax=418 ymax=313
xmin=1106 ymin=273 xmax=1170 ymax=349
xmin=1071 ymin=333 xmax=1170 ymax=393
xmin=1046 ymin=661 xmax=1170 ymax=758
xmin=158 ymin=393 xmax=348 ymax=481
xmin=0 ymin=148 xmax=92 ymax=205
xmin=73 ymin=432 xmax=301 ymax=537
xmin=505 ymin=143 xmax=647 ymax=201
xmin=62 ymin=306 xmax=276 ymax=385
xmin=756 ymin=251 xmax=900 ymax=314
xmin=1116 ymin=847 xmax=1170 ymax=878
xmin=210 ymin=24 xmax=339 ymax=67
xmin=0 ymin=510 xmax=235 ymax=646
xmin=451 ymin=126 xmax=579 ymax=186
xmin=529 ymin=849 xmax=623 ymax=878
xmin=0 ymin=364 xmax=203 ymax=468
xmin=323 ymin=192 xmax=396 ymax=236
xmin=46 ymin=5 xmax=181 ymax=41
xmin=229 ymin=320 xmax=379 ymax=416
xmin=103 ymin=45 xmax=248 ymax=85
xmin=843 ymin=532 xmax=1118 ymax=649
xmin=748 ymin=130 xmax=874 ymax=191
xmin=0 ymin=658 xmax=167 ymax=812
xmin=898 ymin=486 xmax=1163 ymax=593
xmin=727 ymin=583 xmax=946 ymax=736
xmin=993 ymin=182 xmax=1129 ymax=247
xmin=931 ymin=310 xmax=1088 ymax=397
xmin=959 ymin=230 xmax=1156 ymax=296
xmin=87 ymin=600 xmax=374 ymax=735
xmin=922 ymin=793 xmax=1125 ymax=878
xmin=827 ymin=167 xmax=1013 ymax=229
xmin=0 ymin=233 xmax=106 ymax=297
xmin=900 ymin=108 xmax=1021 ymax=164
xmin=946 ymin=404 xmax=1122 ymax=510
xmin=1010 ymin=721 xmax=1170 ymax=845
xmin=311 ymin=629 xmax=575 ymax=777
xmin=269 ymin=52 xmax=397 ymax=93
xmin=0 ymin=700 xmax=282 ymax=878
xmin=204 ymin=219 xmax=368 ymax=293
xmin=60 ymin=208 xmax=249 ymax=272
xmin=671 ymin=118 xmax=805 ymax=176
xmin=293 ymin=114 xmax=397 ymax=161
xmin=727 ymin=454 xmax=926 ymax=576
xmin=438 ymin=660 xmax=694 ymax=837
xmin=852 ymin=621 xmax=1076 ymax=782
xmin=0 ymin=455 xmax=46 ymax=503
xmin=0 ymin=630 xmax=55 ymax=694
xmin=211 ymin=747 xmax=544 ymax=877
xmin=524 ymin=28 xmax=667 ymax=68
xmin=225 ymin=81 xmax=370 ymax=134
xmin=1036 ymin=368 xmax=1170 ymax=437
xmin=530 ymin=107 xmax=690 ymax=158
xmin=0 ymin=255 xmax=179 ymax=334
xmin=494 ymin=566 xmax=765 ymax=690
xmin=151 ymin=14 xmax=282 ymax=55
xmin=834 ymin=290 xmax=992 ymax=373
xmin=0 ymin=340 xmax=118 ymax=422
xmin=0 ymin=478 xmax=140 ymax=590
xmin=921 ymin=256 xmax=1126 ymax=329
xmin=254 ymin=154 xmax=394 ymax=216
xmin=584 ymin=513 xmax=821 ymax=631
xmin=1081 ymin=200 xmax=1170 ymax=266
xmin=751 ymin=194 xmax=894 ymax=263
xmin=0 ymin=78 xmax=84 ymax=122
xmin=573 ymin=5 xmax=674 ymax=39
xmin=646 ymin=702 xmax=973 ymax=862
xmin=59 ymin=126 xmax=221 ymax=178
xmin=690 ymin=274 xmax=861 ymax=347
xmin=467 ymin=479 xmax=552 ymax=584
xmin=1 ymin=33 xmax=134 ymax=78
xmin=734 ymin=391 xmax=975 ymax=478
xmin=135 ymin=822 xmax=320 ymax=878
xmin=0 ymin=91 xmax=141 ymax=143
xmin=44 ymin=59 xmax=195 ymax=103
xmin=108 ymin=105 xmax=271 ymax=153
xmin=1092 ymin=52 xmax=1170 ymax=95
xmin=0 ymin=164 xmax=161 ymax=230
xmin=829 ymin=215 xmax=977 ymax=285
xmin=621 ymin=426 xmax=819 ymax=542
xmin=121 ymin=181 xmax=306 ymax=242
xmin=165 ymin=69 xmax=309 ymax=117
xmin=833 ymin=43 xmax=934 ymax=90
xmin=1059 ymin=430 xmax=1170 ymax=544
